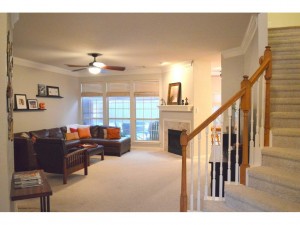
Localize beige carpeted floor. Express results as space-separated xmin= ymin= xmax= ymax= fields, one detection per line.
xmin=16 ymin=148 xmax=186 ymax=212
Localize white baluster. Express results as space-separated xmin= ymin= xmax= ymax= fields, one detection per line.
xmin=227 ymin=107 xmax=232 ymax=182
xmin=190 ymin=139 xmax=194 ymax=211
xmin=219 ymin=114 xmax=224 ymax=199
xmin=212 ymin=123 xmax=216 ymax=198
xmin=204 ymin=127 xmax=209 ymax=200
xmin=249 ymin=85 xmax=255 ymax=166
xmin=197 ymin=133 xmax=201 ymax=211
xmin=235 ymin=99 xmax=240 ymax=184
xmin=254 ymin=77 xmax=260 ymax=165
xmin=260 ymin=76 xmax=266 ymax=147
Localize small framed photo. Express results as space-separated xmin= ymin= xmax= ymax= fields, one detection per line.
xmin=46 ymin=86 xmax=60 ymax=96
xmin=27 ymin=99 xmax=38 ymax=109
xmin=15 ymin=94 xmax=28 ymax=109
xmin=167 ymin=82 xmax=182 ymax=105
xmin=38 ymin=84 xmax=47 ymax=96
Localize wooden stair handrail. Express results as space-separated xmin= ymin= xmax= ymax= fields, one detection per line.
xmin=188 ymin=88 xmax=246 ymax=141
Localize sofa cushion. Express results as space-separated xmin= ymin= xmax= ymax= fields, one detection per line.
xmin=78 ymin=127 xmax=92 ymax=139
xmin=90 ymin=125 xmax=99 ymax=138
xmin=70 ymin=127 xmax=78 ymax=133
xmin=98 ymin=125 xmax=115 ymax=138
xmin=48 ymin=127 xmax=64 ymax=139
xmin=107 ymin=127 xmax=121 ymax=139
xmin=30 ymin=129 xmax=50 ymax=138
xmin=65 ymin=132 xmax=80 ymax=141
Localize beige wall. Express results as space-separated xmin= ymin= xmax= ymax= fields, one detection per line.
xmin=268 ymin=13 xmax=300 ymax=28
xmin=0 ymin=13 xmax=14 ymax=212
xmin=162 ymin=62 xmax=194 ymax=105
xmin=13 ymin=65 xmax=80 ymax=132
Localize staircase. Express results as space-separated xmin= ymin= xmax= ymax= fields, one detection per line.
xmin=203 ymin=27 xmax=300 ymax=212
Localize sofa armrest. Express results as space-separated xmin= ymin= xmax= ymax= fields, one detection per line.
xmin=14 ymin=137 xmax=37 ymax=171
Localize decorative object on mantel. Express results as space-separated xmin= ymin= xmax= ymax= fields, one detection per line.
xmin=167 ymin=82 xmax=181 ymax=105
xmin=6 ymin=31 xmax=14 ymax=141
xmin=181 ymin=100 xmax=184 ymax=105
xmin=185 ymin=97 xmax=189 ymax=105
xmin=160 ymin=98 xmax=166 ymax=105
xmin=158 ymin=105 xmax=194 ymax=112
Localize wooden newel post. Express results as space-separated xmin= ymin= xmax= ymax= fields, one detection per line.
xmin=180 ymin=129 xmax=188 ymax=212
xmin=240 ymin=75 xmax=251 ymax=185
xmin=264 ymin=46 xmax=272 ymax=146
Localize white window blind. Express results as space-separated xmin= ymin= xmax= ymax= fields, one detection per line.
xmin=134 ymin=81 xmax=159 ymax=96
xmin=81 ymin=83 xmax=104 ymax=97
xmin=106 ymin=82 xmax=130 ymax=96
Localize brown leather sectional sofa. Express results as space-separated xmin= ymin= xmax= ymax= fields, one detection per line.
xmin=14 ymin=125 xmax=131 ymax=172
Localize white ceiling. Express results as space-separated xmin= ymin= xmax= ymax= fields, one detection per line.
xmin=13 ymin=13 xmax=254 ymax=75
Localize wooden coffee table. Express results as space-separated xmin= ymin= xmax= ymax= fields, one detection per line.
xmin=10 ymin=169 xmax=52 ymax=212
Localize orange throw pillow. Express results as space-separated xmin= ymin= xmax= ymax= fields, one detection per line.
xmin=77 ymin=127 xmax=92 ymax=139
xmin=65 ymin=132 xmax=80 ymax=141
xmin=107 ymin=128 xmax=121 ymax=139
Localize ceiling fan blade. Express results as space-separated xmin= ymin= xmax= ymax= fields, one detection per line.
xmin=72 ymin=68 xmax=87 ymax=72
xmin=102 ymin=65 xmax=126 ymax=71
xmin=65 ymin=64 xmax=88 ymax=68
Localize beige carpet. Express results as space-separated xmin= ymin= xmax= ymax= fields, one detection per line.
xmin=15 ymin=148 xmax=184 ymax=212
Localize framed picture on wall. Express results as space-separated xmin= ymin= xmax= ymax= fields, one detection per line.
xmin=167 ymin=82 xmax=181 ymax=105
xmin=38 ymin=84 xmax=47 ymax=96
xmin=27 ymin=99 xmax=38 ymax=109
xmin=46 ymin=86 xmax=60 ymax=96
xmin=15 ymin=94 xmax=28 ymax=109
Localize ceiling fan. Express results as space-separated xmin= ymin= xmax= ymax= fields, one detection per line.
xmin=65 ymin=53 xmax=126 ymax=74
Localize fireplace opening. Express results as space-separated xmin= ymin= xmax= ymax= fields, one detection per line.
xmin=168 ymin=129 xmax=182 ymax=156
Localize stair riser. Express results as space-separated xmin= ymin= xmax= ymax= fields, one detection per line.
xmin=273 ymin=59 xmax=300 ymax=64
xmin=262 ymin=154 xmax=300 ymax=173
xmin=271 ymin=104 xmax=300 ymax=112
xmin=248 ymin=176 xmax=300 ymax=203
xmin=271 ymin=91 xmax=300 ymax=98
xmin=273 ymin=64 xmax=300 ymax=70
xmin=272 ymin=135 xmax=300 ymax=149
xmin=273 ymin=68 xmax=300 ymax=74
xmin=271 ymin=118 xmax=300 ymax=128
xmin=271 ymin=80 xmax=300 ymax=85
xmin=269 ymin=28 xmax=300 ymax=35
xmin=270 ymin=43 xmax=300 ymax=50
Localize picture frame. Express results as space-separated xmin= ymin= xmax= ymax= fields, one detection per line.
xmin=38 ymin=84 xmax=47 ymax=96
xmin=167 ymin=82 xmax=181 ymax=105
xmin=27 ymin=99 xmax=38 ymax=109
xmin=46 ymin=86 xmax=60 ymax=96
xmin=15 ymin=94 xmax=28 ymax=109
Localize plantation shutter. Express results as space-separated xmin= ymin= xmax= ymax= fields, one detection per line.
xmin=134 ymin=81 xmax=159 ymax=96
xmin=81 ymin=83 xmax=104 ymax=97
xmin=106 ymin=82 xmax=130 ymax=96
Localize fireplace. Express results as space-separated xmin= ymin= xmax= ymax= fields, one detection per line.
xmin=168 ymin=129 xmax=182 ymax=156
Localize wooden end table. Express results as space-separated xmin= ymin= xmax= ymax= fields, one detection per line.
xmin=10 ymin=169 xmax=53 ymax=212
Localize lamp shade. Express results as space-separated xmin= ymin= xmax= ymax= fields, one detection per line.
xmin=88 ymin=66 xmax=101 ymax=74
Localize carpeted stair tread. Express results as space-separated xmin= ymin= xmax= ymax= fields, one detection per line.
xmin=272 ymin=74 xmax=300 ymax=80
xmin=202 ymin=199 xmax=234 ymax=212
xmin=271 ymin=46 xmax=300 ymax=52
xmin=271 ymin=98 xmax=300 ymax=104
xmin=269 ymin=38 xmax=300 ymax=45
xmin=273 ymin=54 xmax=300 ymax=60
xmin=271 ymin=112 xmax=300 ymax=118
xmin=248 ymin=166 xmax=300 ymax=191
xmin=272 ymin=128 xmax=300 ymax=137
xmin=224 ymin=184 xmax=300 ymax=212
xmin=271 ymin=85 xmax=300 ymax=91
xmin=273 ymin=64 xmax=300 ymax=69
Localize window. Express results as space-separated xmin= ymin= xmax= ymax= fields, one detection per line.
xmin=108 ymin=96 xmax=130 ymax=137
xmin=135 ymin=96 xmax=159 ymax=141
xmin=81 ymin=83 xmax=103 ymax=125
xmin=82 ymin=97 xmax=103 ymax=125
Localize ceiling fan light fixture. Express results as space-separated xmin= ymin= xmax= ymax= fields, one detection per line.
xmin=88 ymin=66 xmax=101 ymax=74
xmin=93 ymin=62 xmax=105 ymax=68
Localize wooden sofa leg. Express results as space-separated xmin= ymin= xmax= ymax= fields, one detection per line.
xmin=63 ymin=174 xmax=67 ymax=184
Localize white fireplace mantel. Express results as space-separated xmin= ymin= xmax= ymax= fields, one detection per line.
xmin=158 ymin=105 xmax=194 ymax=112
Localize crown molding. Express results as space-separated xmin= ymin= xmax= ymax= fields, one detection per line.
xmin=14 ymin=57 xmax=78 ymax=77
xmin=222 ymin=14 xmax=258 ymax=59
